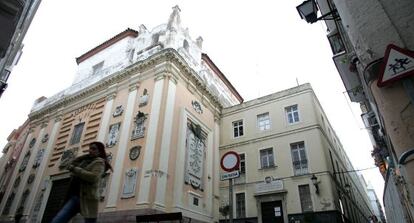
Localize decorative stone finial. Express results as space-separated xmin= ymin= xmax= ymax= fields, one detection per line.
xmin=139 ymin=24 xmax=148 ymax=34
xmin=167 ymin=5 xmax=182 ymax=31
xmin=196 ymin=36 xmax=203 ymax=49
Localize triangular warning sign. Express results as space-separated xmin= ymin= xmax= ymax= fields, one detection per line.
xmin=377 ymin=44 xmax=414 ymax=87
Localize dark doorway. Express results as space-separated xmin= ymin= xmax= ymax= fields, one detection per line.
xmin=261 ymin=200 xmax=284 ymax=223
xmin=41 ymin=178 xmax=71 ymax=223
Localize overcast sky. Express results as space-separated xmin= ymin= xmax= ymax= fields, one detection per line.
xmin=0 ymin=0 xmax=384 ymax=205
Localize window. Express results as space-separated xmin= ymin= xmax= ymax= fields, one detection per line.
xmin=257 ymin=112 xmax=270 ymax=131
xmin=328 ymin=32 xmax=345 ymax=55
xmin=299 ymin=185 xmax=313 ymax=212
xmin=236 ymin=193 xmax=246 ymax=218
xmin=92 ymin=61 xmax=104 ymax=75
xmin=291 ymin=142 xmax=308 ymax=175
xmin=285 ymin=105 xmax=300 ymax=124
xmin=239 ymin=153 xmax=246 ymax=174
xmin=193 ymin=197 xmax=199 ymax=206
xmin=70 ymin=123 xmax=85 ymax=145
xmin=260 ymin=148 xmax=274 ymax=168
xmin=233 ymin=120 xmax=244 ymax=138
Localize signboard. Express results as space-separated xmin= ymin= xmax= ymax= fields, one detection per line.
xmin=220 ymin=171 xmax=240 ymax=181
xmin=377 ymin=44 xmax=414 ymax=87
xmin=220 ymin=151 xmax=240 ymax=172
xmin=255 ymin=178 xmax=284 ymax=194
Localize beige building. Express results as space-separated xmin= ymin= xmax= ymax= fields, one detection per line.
xmin=0 ymin=6 xmax=242 ymax=223
xmin=219 ymin=84 xmax=374 ymax=223
xmin=0 ymin=6 xmax=374 ymax=223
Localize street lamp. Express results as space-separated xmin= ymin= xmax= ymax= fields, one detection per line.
xmin=296 ymin=0 xmax=338 ymax=24
xmin=311 ymin=174 xmax=320 ymax=194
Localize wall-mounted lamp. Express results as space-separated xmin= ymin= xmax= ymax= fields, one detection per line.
xmin=296 ymin=0 xmax=339 ymax=24
xmin=311 ymin=174 xmax=320 ymax=194
xmin=344 ymin=183 xmax=351 ymax=193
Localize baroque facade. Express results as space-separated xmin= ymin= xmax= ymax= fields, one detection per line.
xmin=299 ymin=0 xmax=414 ymax=222
xmin=219 ymin=84 xmax=374 ymax=223
xmin=0 ymin=6 xmax=374 ymax=223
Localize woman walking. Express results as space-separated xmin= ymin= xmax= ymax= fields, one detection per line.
xmin=51 ymin=141 xmax=112 ymax=223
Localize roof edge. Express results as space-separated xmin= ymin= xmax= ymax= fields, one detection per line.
xmin=201 ymin=53 xmax=243 ymax=103
xmin=76 ymin=28 xmax=139 ymax=64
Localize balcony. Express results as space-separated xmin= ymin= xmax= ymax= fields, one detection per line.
xmin=333 ymin=52 xmax=365 ymax=102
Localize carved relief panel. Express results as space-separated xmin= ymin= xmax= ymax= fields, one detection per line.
xmin=59 ymin=147 xmax=79 ymax=170
xmin=112 ymin=105 xmax=124 ymax=117
xmin=184 ymin=121 xmax=206 ymax=190
xmin=122 ymin=168 xmax=138 ymax=198
xmin=139 ymin=89 xmax=149 ymax=107
xmin=33 ymin=149 xmax=44 ymax=168
xmin=131 ymin=112 xmax=146 ymax=140
xmin=19 ymin=151 xmax=31 ymax=172
xmin=99 ymin=173 xmax=110 ymax=201
xmin=107 ymin=123 xmax=121 ymax=147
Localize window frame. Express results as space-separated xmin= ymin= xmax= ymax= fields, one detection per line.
xmin=70 ymin=122 xmax=85 ymax=145
xmin=239 ymin=153 xmax=246 ymax=174
xmin=259 ymin=147 xmax=275 ymax=169
xmin=291 ymin=142 xmax=308 ymax=175
xmin=235 ymin=192 xmax=246 ymax=218
xmin=298 ymin=184 xmax=313 ymax=212
xmin=257 ymin=112 xmax=271 ymax=131
xmin=285 ymin=104 xmax=300 ymax=124
xmin=232 ymin=119 xmax=244 ymax=138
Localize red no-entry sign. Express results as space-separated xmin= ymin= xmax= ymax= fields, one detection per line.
xmin=220 ymin=151 xmax=240 ymax=172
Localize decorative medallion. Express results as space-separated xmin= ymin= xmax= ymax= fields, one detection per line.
xmin=192 ymin=100 xmax=203 ymax=114
xmin=29 ymin=138 xmax=36 ymax=148
xmin=59 ymin=147 xmax=79 ymax=170
xmin=139 ymin=89 xmax=149 ymax=107
xmin=14 ymin=176 xmax=21 ymax=188
xmin=112 ymin=105 xmax=124 ymax=117
xmin=131 ymin=112 xmax=146 ymax=140
xmin=19 ymin=151 xmax=31 ymax=172
xmin=27 ymin=174 xmax=35 ymax=184
xmin=41 ymin=134 xmax=49 ymax=143
xmin=129 ymin=146 xmax=141 ymax=160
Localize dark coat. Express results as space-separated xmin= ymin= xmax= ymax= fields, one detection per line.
xmin=70 ymin=155 xmax=105 ymax=218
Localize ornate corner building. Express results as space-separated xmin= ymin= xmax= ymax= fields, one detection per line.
xmin=0 ymin=6 xmax=374 ymax=223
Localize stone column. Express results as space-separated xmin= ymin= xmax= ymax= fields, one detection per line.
xmin=97 ymin=93 xmax=116 ymax=142
xmin=106 ymin=85 xmax=138 ymax=208
xmin=9 ymin=126 xmax=46 ymax=216
xmin=25 ymin=117 xmax=61 ymax=219
xmin=204 ymin=123 xmax=215 ymax=215
xmin=136 ymin=75 xmax=165 ymax=206
xmin=172 ymin=108 xmax=188 ymax=209
xmin=0 ymin=130 xmax=32 ymax=216
xmin=213 ymin=118 xmax=220 ymax=221
xmin=154 ymin=75 xmax=177 ymax=209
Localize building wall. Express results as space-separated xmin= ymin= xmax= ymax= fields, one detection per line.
xmin=219 ymin=84 xmax=373 ymax=223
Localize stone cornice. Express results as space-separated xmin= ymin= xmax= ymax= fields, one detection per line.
xmin=29 ymin=49 xmax=223 ymax=120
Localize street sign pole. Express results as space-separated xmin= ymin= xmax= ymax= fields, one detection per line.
xmin=229 ymin=178 xmax=233 ymax=223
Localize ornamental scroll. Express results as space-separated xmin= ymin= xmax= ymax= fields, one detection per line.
xmin=184 ymin=121 xmax=206 ymax=190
